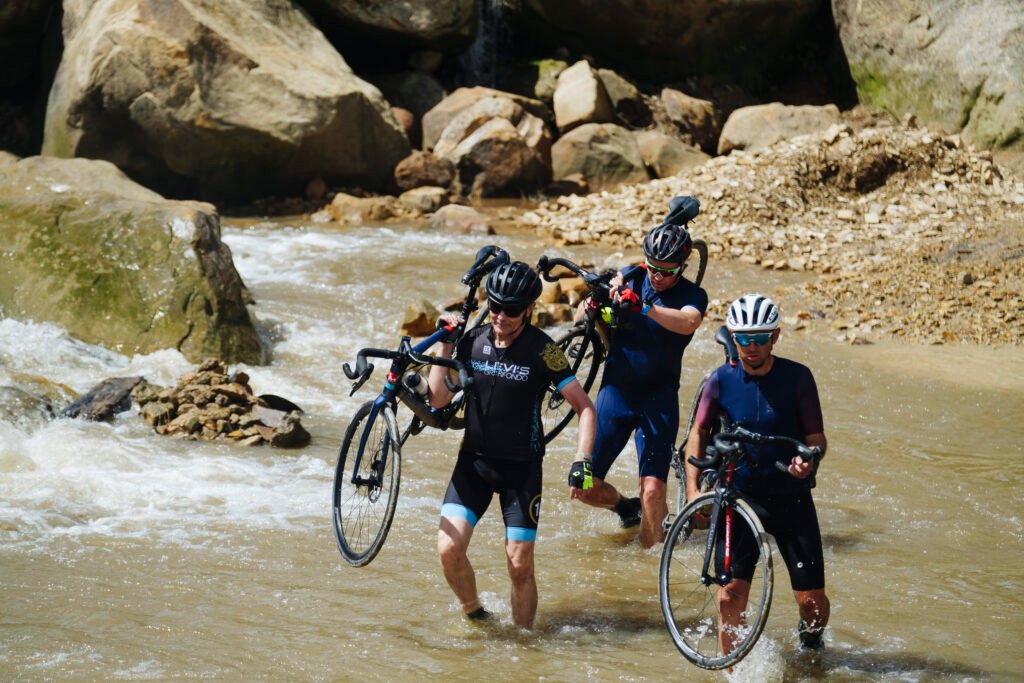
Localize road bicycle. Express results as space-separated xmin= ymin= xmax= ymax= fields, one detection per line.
xmin=658 ymin=352 xmax=821 ymax=669
xmin=332 ymin=245 xmax=508 ymax=567
xmin=534 ymin=238 xmax=708 ymax=443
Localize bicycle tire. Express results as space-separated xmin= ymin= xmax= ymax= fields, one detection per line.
xmin=332 ymin=401 xmax=402 ymax=567
xmin=659 ymin=492 xmax=774 ymax=670
xmin=541 ymin=324 xmax=604 ymax=444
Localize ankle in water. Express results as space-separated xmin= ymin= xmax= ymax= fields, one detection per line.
xmin=466 ymin=607 xmax=493 ymax=621
xmin=797 ymin=619 xmax=824 ymax=649
xmin=614 ymin=496 xmax=642 ymax=528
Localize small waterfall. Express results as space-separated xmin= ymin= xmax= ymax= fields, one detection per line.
xmin=455 ymin=0 xmax=512 ymax=88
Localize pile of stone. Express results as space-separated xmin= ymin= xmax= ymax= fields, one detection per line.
xmin=131 ymin=359 xmax=310 ymax=448
xmin=516 ymin=119 xmax=1024 ymax=345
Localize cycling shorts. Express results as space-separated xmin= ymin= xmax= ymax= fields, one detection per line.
xmin=590 ymin=383 xmax=679 ymax=482
xmin=440 ymin=453 xmax=543 ymax=542
xmin=719 ymin=493 xmax=826 ymax=591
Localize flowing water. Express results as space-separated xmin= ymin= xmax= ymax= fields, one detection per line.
xmin=1 ymin=217 xmax=1022 ymax=682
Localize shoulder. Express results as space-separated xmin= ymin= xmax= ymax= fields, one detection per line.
xmin=773 ymin=356 xmax=812 ymax=376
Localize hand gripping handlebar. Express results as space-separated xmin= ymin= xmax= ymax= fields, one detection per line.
xmin=342 ymin=340 xmax=473 ymax=396
xmin=687 ymin=425 xmax=821 ymax=472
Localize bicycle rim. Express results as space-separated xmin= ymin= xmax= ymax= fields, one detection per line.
xmin=659 ymin=493 xmax=773 ymax=670
xmin=332 ymin=401 xmax=402 ymax=567
xmin=542 ymin=324 xmax=603 ymax=444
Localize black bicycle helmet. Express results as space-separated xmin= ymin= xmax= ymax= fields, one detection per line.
xmin=643 ymin=222 xmax=693 ymax=264
xmin=486 ymin=261 xmax=542 ymax=306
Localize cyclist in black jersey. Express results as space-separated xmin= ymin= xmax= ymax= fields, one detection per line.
xmin=428 ymin=260 xmax=596 ymax=629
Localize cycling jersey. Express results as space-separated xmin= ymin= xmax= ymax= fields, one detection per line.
xmin=600 ymin=266 xmax=709 ymax=392
xmin=454 ymin=323 xmax=574 ymax=462
xmin=695 ymin=357 xmax=824 ymax=496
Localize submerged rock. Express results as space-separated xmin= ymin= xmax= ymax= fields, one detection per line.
xmin=61 ymin=377 xmax=143 ymax=421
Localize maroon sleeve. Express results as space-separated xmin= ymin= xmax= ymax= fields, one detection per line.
xmin=797 ymin=367 xmax=825 ymax=436
xmin=694 ymin=371 xmax=721 ymax=432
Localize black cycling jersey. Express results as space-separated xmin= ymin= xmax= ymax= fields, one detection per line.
xmin=455 ymin=323 xmax=574 ymax=461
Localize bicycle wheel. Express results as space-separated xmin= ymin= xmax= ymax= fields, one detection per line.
xmin=659 ymin=492 xmax=773 ymax=670
xmin=541 ymin=324 xmax=604 ymax=444
xmin=332 ymin=401 xmax=401 ymax=567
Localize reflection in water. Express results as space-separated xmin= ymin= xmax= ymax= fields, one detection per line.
xmin=0 ymin=218 xmax=1021 ymax=681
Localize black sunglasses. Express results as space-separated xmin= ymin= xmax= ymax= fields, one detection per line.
xmin=488 ymin=300 xmax=527 ymax=317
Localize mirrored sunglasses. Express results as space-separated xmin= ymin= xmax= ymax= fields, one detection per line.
xmin=488 ymin=300 xmax=526 ymax=317
xmin=645 ymin=260 xmax=682 ymax=277
xmin=733 ymin=332 xmax=773 ymax=347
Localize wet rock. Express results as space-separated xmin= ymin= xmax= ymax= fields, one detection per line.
xmin=61 ymin=377 xmax=144 ymax=421
xmin=133 ymin=360 xmax=309 ymax=448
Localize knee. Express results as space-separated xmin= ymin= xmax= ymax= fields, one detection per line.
xmin=437 ymin=533 xmax=466 ymax=569
xmin=507 ymin=556 xmax=535 ymax=587
xmin=640 ymin=479 xmax=666 ymax=509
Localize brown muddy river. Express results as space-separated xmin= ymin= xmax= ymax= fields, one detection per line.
xmin=1 ymin=217 xmax=1021 ymax=681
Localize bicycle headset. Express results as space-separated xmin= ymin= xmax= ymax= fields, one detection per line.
xmin=726 ymin=294 xmax=780 ymax=332
xmin=643 ymin=222 xmax=693 ymax=264
xmin=486 ymin=261 xmax=543 ymax=306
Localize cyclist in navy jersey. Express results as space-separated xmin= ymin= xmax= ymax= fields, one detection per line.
xmin=684 ymin=293 xmax=830 ymax=651
xmin=569 ymin=215 xmax=707 ymax=548
xmin=428 ymin=260 xmax=596 ymax=629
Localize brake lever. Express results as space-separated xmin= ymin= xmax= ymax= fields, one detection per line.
xmin=349 ymin=367 xmax=373 ymax=396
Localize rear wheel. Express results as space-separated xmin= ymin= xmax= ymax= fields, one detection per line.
xmin=332 ymin=401 xmax=401 ymax=567
xmin=659 ymin=493 xmax=773 ymax=670
xmin=541 ymin=324 xmax=604 ymax=444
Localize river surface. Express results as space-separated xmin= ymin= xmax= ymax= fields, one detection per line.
xmin=1 ymin=217 xmax=1022 ymax=682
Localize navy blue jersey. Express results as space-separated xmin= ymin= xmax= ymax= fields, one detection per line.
xmin=696 ymin=357 xmax=824 ymax=495
xmin=601 ymin=266 xmax=708 ymax=391
xmin=455 ymin=324 xmax=574 ymax=461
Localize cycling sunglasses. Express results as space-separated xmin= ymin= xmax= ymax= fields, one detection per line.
xmin=645 ymin=260 xmax=682 ymax=277
xmin=733 ymin=332 xmax=773 ymax=347
xmin=488 ymin=300 xmax=527 ymax=317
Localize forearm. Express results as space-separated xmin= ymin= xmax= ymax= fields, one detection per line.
xmin=805 ymin=432 xmax=827 ymax=459
xmin=645 ymin=304 xmax=702 ymax=335
xmin=683 ymin=427 xmax=709 ymax=499
xmin=574 ymin=403 xmax=596 ymax=458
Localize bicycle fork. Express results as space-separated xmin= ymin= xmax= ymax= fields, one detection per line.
xmin=699 ymin=466 xmax=736 ymax=586
xmin=351 ymin=396 xmax=392 ymax=496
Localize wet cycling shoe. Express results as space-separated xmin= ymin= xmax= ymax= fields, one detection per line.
xmin=614 ymin=496 xmax=642 ymax=528
xmin=465 ymin=607 xmax=493 ymax=622
xmin=798 ymin=619 xmax=824 ymax=649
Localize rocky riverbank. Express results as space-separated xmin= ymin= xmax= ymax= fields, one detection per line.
xmin=516 ymin=116 xmax=1024 ymax=346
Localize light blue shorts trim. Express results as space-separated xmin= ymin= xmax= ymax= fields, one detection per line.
xmin=506 ymin=526 xmax=536 ymax=542
xmin=556 ymin=376 xmax=575 ymax=392
xmin=441 ymin=503 xmax=478 ymax=526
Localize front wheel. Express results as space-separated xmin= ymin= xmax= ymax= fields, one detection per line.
xmin=659 ymin=493 xmax=774 ymax=670
xmin=541 ymin=324 xmax=604 ymax=444
xmin=332 ymin=401 xmax=402 ymax=567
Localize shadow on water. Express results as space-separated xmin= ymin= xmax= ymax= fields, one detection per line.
xmin=540 ymin=606 xmax=667 ymax=638
xmin=781 ymin=648 xmax=992 ymax=682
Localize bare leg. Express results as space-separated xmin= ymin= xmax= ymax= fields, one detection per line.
xmin=717 ymin=579 xmax=751 ymax=655
xmin=638 ymin=476 xmax=667 ymax=548
xmin=437 ymin=516 xmax=481 ymax=614
xmin=505 ymin=540 xmax=537 ymax=628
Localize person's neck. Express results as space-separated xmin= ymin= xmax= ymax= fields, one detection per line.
xmin=741 ymin=355 xmax=774 ymax=376
xmin=493 ymin=321 xmax=527 ymax=347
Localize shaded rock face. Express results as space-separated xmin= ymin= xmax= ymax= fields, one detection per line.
xmin=0 ymin=154 xmax=266 ymax=364
xmin=833 ymin=0 xmax=1024 ymax=150
xmin=551 ymin=123 xmax=649 ymax=193
xmin=509 ymin=0 xmax=824 ymax=81
xmin=42 ymin=0 xmax=410 ymax=203
xmin=297 ymin=0 xmax=475 ymax=48
xmin=0 ymin=0 xmax=56 ymax=88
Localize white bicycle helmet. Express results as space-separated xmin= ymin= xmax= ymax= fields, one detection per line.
xmin=726 ymin=294 xmax=780 ymax=332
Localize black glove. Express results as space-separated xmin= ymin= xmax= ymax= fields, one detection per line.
xmin=567 ymin=460 xmax=594 ymax=490
xmin=436 ymin=319 xmax=462 ymax=343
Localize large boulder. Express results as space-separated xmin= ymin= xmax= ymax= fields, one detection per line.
xmin=42 ymin=0 xmax=410 ymax=202
xmin=422 ymin=87 xmax=554 ymax=151
xmin=553 ymin=60 xmax=613 ymax=132
xmin=551 ymin=123 xmax=649 ymax=193
xmin=508 ymin=0 xmax=825 ymax=81
xmin=0 ymin=154 xmax=266 ymax=364
xmin=634 ymin=131 xmax=710 ymax=178
xmin=296 ymin=0 xmax=475 ymax=48
xmin=833 ymin=0 xmax=1024 ymax=150
xmin=717 ymin=103 xmax=841 ymax=155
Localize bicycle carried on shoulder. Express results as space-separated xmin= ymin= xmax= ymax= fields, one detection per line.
xmin=332 ymin=245 xmax=509 ymax=567
xmin=658 ymin=353 xmax=821 ymax=668
xmin=534 ymin=240 xmax=708 ymax=443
